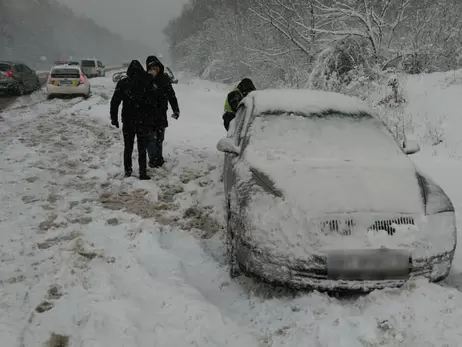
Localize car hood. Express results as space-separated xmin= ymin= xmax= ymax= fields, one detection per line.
xmin=248 ymin=158 xmax=424 ymax=215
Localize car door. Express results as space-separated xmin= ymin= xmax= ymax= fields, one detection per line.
xmin=223 ymin=104 xmax=249 ymax=204
xmin=97 ymin=61 xmax=104 ymax=75
xmin=21 ymin=64 xmax=36 ymax=91
xmin=14 ymin=64 xmax=25 ymax=85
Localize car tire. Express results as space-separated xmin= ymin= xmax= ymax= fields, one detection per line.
xmin=35 ymin=79 xmax=41 ymax=91
xmin=15 ymin=83 xmax=25 ymax=96
xmin=47 ymin=94 xmax=54 ymax=100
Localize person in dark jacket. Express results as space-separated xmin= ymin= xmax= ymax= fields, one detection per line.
xmin=145 ymin=55 xmax=180 ymax=168
xmin=110 ymin=60 xmax=158 ymax=180
xmin=222 ymin=78 xmax=256 ymax=131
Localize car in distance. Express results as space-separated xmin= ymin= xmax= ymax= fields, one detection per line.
xmin=46 ymin=64 xmax=91 ymax=99
xmin=80 ymin=58 xmax=106 ymax=78
xmin=217 ymin=89 xmax=457 ymax=293
xmin=0 ymin=60 xmax=41 ymax=95
xmin=54 ymin=60 xmax=79 ymax=66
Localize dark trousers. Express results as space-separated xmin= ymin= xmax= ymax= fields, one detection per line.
xmin=223 ymin=112 xmax=235 ymax=131
xmin=147 ymin=127 xmax=165 ymax=163
xmin=122 ymin=123 xmax=151 ymax=174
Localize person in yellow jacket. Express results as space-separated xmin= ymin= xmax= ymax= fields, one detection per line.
xmin=222 ymin=78 xmax=256 ymax=131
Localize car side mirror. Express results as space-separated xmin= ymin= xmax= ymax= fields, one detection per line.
xmin=172 ymin=79 xmax=178 ymax=84
xmin=403 ymin=139 xmax=420 ymax=155
xmin=217 ymin=138 xmax=240 ymax=155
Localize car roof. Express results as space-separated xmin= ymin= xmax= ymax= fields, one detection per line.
xmin=51 ymin=64 xmax=81 ymax=70
xmin=247 ymin=89 xmax=373 ymax=117
xmin=0 ymin=61 xmax=22 ymax=65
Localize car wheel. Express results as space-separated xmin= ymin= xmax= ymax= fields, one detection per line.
xmin=16 ymin=83 xmax=25 ymax=96
xmin=47 ymin=94 xmax=54 ymax=100
xmin=35 ymin=79 xmax=41 ymax=91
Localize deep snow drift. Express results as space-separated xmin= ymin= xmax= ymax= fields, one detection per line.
xmin=1 ymin=71 xmax=462 ymax=346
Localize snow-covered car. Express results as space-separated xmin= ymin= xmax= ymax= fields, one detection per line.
xmin=46 ymin=65 xmax=91 ymax=99
xmin=112 ymin=71 xmax=127 ymax=83
xmin=217 ymin=89 xmax=457 ymax=292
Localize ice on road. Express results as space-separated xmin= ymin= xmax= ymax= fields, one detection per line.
xmin=1 ymin=73 xmax=462 ymax=346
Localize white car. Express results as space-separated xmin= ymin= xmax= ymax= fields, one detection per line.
xmin=80 ymin=59 xmax=106 ymax=78
xmin=218 ymin=89 xmax=457 ymax=293
xmin=46 ymin=65 xmax=91 ymax=99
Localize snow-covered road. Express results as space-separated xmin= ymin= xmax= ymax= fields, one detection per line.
xmin=2 ymin=72 xmax=462 ymax=346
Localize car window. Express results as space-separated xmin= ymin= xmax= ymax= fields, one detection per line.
xmin=245 ymin=112 xmax=404 ymax=161
xmin=15 ymin=64 xmax=23 ymax=72
xmin=0 ymin=63 xmax=12 ymax=71
xmin=81 ymin=60 xmax=96 ymax=67
xmin=51 ymin=68 xmax=80 ymax=78
xmin=97 ymin=61 xmax=103 ymax=67
xmin=231 ymin=105 xmax=246 ymax=145
xmin=22 ymin=65 xmax=32 ymax=73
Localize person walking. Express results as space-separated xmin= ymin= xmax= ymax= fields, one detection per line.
xmin=110 ymin=60 xmax=158 ymax=180
xmin=222 ymin=78 xmax=256 ymax=131
xmin=145 ymin=55 xmax=180 ymax=168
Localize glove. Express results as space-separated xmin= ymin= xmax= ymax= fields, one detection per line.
xmin=172 ymin=112 xmax=180 ymax=120
xmin=111 ymin=120 xmax=119 ymax=128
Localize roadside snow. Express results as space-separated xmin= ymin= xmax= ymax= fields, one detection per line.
xmin=2 ymin=73 xmax=462 ymax=346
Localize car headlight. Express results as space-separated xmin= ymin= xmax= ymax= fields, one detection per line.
xmin=416 ymin=211 xmax=457 ymax=255
xmin=416 ymin=171 xmax=454 ymax=215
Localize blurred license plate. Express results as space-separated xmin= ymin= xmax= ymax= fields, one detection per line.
xmin=327 ymin=248 xmax=411 ymax=281
xmin=60 ymin=80 xmax=72 ymax=85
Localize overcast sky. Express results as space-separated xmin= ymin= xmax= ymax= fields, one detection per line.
xmin=57 ymin=0 xmax=189 ymax=56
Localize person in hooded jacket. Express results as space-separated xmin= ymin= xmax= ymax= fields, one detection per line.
xmin=110 ymin=60 xmax=159 ymax=180
xmin=145 ymin=55 xmax=180 ymax=168
xmin=222 ymin=78 xmax=256 ymax=131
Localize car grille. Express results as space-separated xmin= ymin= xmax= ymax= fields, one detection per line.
xmin=319 ymin=216 xmax=415 ymax=236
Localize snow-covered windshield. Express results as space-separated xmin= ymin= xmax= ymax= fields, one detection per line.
xmin=245 ymin=112 xmax=404 ymax=163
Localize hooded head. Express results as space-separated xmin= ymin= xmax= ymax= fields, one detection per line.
xmin=237 ymin=78 xmax=256 ymax=96
xmin=146 ymin=55 xmax=165 ymax=75
xmin=127 ymin=60 xmax=145 ymax=78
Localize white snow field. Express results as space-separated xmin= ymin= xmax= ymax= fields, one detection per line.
xmin=2 ymin=71 xmax=462 ymax=346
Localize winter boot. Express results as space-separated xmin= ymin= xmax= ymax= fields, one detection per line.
xmin=139 ymin=173 xmax=151 ymax=180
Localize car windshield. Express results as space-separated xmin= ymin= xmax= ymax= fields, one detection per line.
xmin=0 ymin=63 xmax=12 ymax=71
xmin=81 ymin=60 xmax=95 ymax=67
xmin=245 ymin=112 xmax=404 ymax=163
xmin=51 ymin=68 xmax=80 ymax=78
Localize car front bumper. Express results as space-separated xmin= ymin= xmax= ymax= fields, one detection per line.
xmin=236 ymin=241 xmax=455 ymax=293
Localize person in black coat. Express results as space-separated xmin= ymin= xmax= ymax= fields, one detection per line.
xmin=110 ymin=60 xmax=158 ymax=180
xmin=145 ymin=55 xmax=180 ymax=168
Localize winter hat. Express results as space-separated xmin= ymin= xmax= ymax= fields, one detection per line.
xmin=238 ymin=78 xmax=256 ymax=94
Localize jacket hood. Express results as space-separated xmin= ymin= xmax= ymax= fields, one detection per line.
xmin=146 ymin=55 xmax=165 ymax=74
xmin=237 ymin=78 xmax=256 ymax=96
xmin=127 ymin=60 xmax=145 ymax=78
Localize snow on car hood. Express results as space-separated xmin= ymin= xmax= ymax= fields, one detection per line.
xmin=243 ymin=113 xmax=424 ymax=214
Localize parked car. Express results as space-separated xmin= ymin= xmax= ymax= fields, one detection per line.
xmin=46 ymin=64 xmax=91 ymax=99
xmin=112 ymin=71 xmax=127 ymax=83
xmin=0 ymin=61 xmax=41 ymax=95
xmin=217 ymin=89 xmax=457 ymax=293
xmin=80 ymin=59 xmax=105 ymax=78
